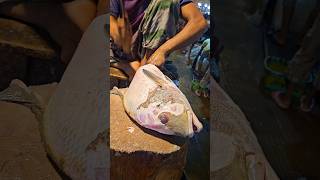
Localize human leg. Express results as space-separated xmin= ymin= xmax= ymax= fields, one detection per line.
xmin=272 ymin=13 xmax=320 ymax=109
xmin=274 ymin=0 xmax=296 ymax=45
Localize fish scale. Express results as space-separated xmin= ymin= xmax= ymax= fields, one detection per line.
xmin=138 ymin=87 xmax=182 ymax=109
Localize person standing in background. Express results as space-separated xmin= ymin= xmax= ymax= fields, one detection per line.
xmin=272 ymin=13 xmax=320 ymax=112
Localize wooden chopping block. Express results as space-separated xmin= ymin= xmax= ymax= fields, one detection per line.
xmin=110 ymin=93 xmax=189 ymax=180
xmin=110 ymin=67 xmax=128 ymax=81
xmin=110 ymin=67 xmax=129 ymax=89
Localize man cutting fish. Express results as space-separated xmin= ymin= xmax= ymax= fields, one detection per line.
xmin=110 ymin=0 xmax=208 ymax=81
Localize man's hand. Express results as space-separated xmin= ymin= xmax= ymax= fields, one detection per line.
xmin=147 ymin=48 xmax=168 ymax=68
xmin=110 ymin=15 xmax=132 ymax=54
xmin=148 ymin=3 xmax=208 ymax=60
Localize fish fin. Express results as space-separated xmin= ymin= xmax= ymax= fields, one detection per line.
xmin=110 ymin=87 xmax=127 ymax=99
xmin=142 ymin=69 xmax=167 ymax=87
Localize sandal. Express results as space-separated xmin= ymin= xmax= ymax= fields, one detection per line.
xmin=191 ymin=80 xmax=202 ymax=96
xmin=271 ymin=91 xmax=291 ymax=109
xmin=300 ymin=95 xmax=315 ymax=112
xmin=202 ymin=88 xmax=210 ymax=98
xmin=195 ymin=89 xmax=202 ymax=97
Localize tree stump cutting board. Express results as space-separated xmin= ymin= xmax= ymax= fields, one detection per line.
xmin=110 ymin=92 xmax=188 ymax=180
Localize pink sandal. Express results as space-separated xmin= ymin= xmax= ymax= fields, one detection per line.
xmin=271 ymin=91 xmax=290 ymax=109
xmin=300 ymin=95 xmax=315 ymax=112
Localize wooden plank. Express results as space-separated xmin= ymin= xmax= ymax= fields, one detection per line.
xmin=110 ymin=67 xmax=128 ymax=80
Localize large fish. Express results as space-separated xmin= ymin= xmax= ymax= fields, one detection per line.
xmin=113 ymin=64 xmax=203 ymax=137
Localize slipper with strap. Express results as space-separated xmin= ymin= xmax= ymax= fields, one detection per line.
xmin=271 ymin=91 xmax=291 ymax=109
xmin=300 ymin=95 xmax=315 ymax=112
xmin=202 ymin=88 xmax=210 ymax=98
xmin=191 ymin=80 xmax=202 ymax=96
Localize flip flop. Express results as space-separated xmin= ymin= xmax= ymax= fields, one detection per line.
xmin=202 ymin=88 xmax=210 ymax=98
xmin=191 ymin=80 xmax=201 ymax=96
xmin=271 ymin=91 xmax=291 ymax=109
xmin=195 ymin=89 xmax=202 ymax=97
xmin=300 ymin=95 xmax=315 ymax=112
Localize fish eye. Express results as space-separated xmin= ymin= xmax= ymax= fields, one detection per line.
xmin=158 ymin=112 xmax=169 ymax=124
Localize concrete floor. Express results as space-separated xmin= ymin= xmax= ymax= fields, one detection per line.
xmin=171 ymin=51 xmax=210 ymax=180
xmin=215 ymin=0 xmax=320 ymax=179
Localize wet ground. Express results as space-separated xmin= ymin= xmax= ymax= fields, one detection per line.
xmin=171 ymin=51 xmax=210 ymax=180
xmin=215 ymin=0 xmax=320 ymax=179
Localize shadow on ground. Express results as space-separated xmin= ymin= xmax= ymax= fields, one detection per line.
xmin=171 ymin=52 xmax=210 ymax=180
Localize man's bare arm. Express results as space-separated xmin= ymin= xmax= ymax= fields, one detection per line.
xmin=157 ymin=3 xmax=208 ymax=55
xmin=110 ymin=13 xmax=132 ymax=54
xmin=147 ymin=2 xmax=208 ymax=66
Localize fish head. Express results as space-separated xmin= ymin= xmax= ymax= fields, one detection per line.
xmin=152 ymin=101 xmax=202 ymax=138
xmin=157 ymin=110 xmax=194 ymax=137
